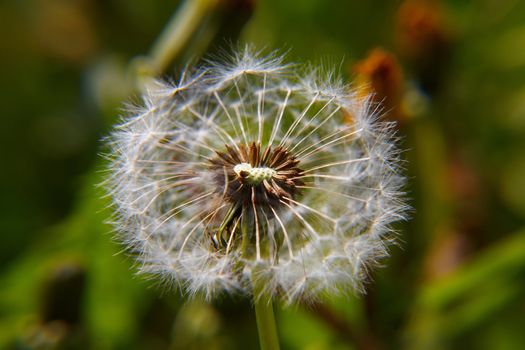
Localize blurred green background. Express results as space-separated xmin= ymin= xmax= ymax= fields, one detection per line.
xmin=1 ymin=0 xmax=525 ymax=349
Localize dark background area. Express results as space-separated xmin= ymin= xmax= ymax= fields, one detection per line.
xmin=1 ymin=0 xmax=525 ymax=349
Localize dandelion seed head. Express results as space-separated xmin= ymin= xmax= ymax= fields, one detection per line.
xmin=105 ymin=46 xmax=407 ymax=303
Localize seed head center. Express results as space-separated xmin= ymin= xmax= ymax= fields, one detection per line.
xmin=233 ymin=163 xmax=276 ymax=185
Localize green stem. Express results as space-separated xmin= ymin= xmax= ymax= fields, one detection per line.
xmin=249 ymin=209 xmax=279 ymax=350
xmin=253 ymin=290 xmax=280 ymax=350
xmin=132 ymin=0 xmax=217 ymax=83
xmin=149 ymin=0 xmax=216 ymax=74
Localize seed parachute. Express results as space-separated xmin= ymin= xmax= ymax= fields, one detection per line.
xmin=105 ymin=47 xmax=407 ymax=303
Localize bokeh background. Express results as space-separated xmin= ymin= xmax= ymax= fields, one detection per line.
xmin=1 ymin=0 xmax=525 ymax=349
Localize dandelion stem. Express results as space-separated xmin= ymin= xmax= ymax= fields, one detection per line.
xmin=253 ymin=284 xmax=280 ymax=350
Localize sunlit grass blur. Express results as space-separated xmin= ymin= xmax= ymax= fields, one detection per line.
xmin=1 ymin=0 xmax=525 ymax=349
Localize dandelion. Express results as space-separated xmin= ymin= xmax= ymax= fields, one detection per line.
xmin=105 ymin=47 xmax=406 ymax=306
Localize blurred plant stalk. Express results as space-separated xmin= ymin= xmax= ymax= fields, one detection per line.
xmin=136 ymin=0 xmax=217 ymax=79
xmin=131 ymin=0 xmax=255 ymax=87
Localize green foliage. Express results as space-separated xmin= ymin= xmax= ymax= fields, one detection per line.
xmin=1 ymin=0 xmax=525 ymax=349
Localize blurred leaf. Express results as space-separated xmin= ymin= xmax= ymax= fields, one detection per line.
xmin=277 ymin=304 xmax=354 ymax=350
xmin=405 ymin=229 xmax=525 ymax=349
xmin=0 ymin=171 xmax=154 ymax=349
